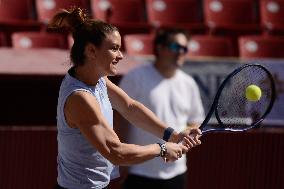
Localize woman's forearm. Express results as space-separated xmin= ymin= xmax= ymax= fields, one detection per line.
xmin=121 ymin=100 xmax=166 ymax=139
xmin=108 ymin=142 xmax=161 ymax=165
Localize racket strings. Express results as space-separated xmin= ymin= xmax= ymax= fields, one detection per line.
xmin=216 ymin=66 xmax=273 ymax=130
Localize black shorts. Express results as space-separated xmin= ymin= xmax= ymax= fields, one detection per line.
xmin=122 ymin=173 xmax=187 ymax=189
xmin=54 ymin=183 xmax=109 ymax=189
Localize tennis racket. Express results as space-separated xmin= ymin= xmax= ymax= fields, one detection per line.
xmin=199 ymin=63 xmax=276 ymax=134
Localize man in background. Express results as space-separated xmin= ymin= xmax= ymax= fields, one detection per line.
xmin=119 ymin=28 xmax=205 ymax=189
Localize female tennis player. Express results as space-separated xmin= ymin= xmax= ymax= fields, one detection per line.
xmin=49 ymin=8 xmax=201 ymax=189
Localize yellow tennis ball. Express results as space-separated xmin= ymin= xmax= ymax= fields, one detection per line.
xmin=245 ymin=85 xmax=262 ymax=101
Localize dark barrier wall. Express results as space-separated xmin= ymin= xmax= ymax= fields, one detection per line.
xmin=187 ymin=129 xmax=284 ymax=189
xmin=0 ymin=127 xmax=57 ymax=189
xmin=0 ymin=127 xmax=283 ymax=189
xmin=0 ymin=75 xmax=63 ymax=125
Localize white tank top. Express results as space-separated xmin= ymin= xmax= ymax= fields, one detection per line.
xmin=57 ymin=68 xmax=119 ymax=189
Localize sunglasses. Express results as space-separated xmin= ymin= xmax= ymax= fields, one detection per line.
xmin=167 ymin=42 xmax=188 ymax=54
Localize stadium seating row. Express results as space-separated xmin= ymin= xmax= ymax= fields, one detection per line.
xmin=7 ymin=31 xmax=284 ymax=59
xmin=1 ymin=0 xmax=284 ymax=58
xmin=1 ymin=0 xmax=284 ymax=38
xmin=125 ymin=33 xmax=284 ymax=59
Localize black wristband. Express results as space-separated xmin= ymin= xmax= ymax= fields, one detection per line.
xmin=163 ymin=127 xmax=174 ymax=142
xmin=157 ymin=143 xmax=167 ymax=157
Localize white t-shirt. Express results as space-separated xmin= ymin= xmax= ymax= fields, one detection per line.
xmin=119 ymin=63 xmax=205 ymax=179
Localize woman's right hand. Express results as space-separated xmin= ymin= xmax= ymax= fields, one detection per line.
xmin=162 ymin=142 xmax=187 ymax=162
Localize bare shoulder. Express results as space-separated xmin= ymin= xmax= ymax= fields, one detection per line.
xmin=65 ymin=90 xmax=101 ymax=128
xmin=66 ymin=90 xmax=96 ymax=107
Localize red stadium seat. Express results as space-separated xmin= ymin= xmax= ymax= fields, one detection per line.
xmin=35 ymin=0 xmax=88 ymax=23
xmin=146 ymin=0 xmax=206 ymax=34
xmin=203 ymin=0 xmax=261 ymax=36
xmin=12 ymin=32 xmax=67 ymax=49
xmin=91 ymin=0 xmax=145 ymax=23
xmin=188 ymin=35 xmax=236 ymax=57
xmin=0 ymin=0 xmax=34 ymax=21
xmin=260 ymin=0 xmax=284 ymax=34
xmin=91 ymin=0 xmax=152 ymax=36
xmin=0 ymin=0 xmax=42 ymax=46
xmin=238 ymin=35 xmax=284 ymax=58
xmin=124 ymin=34 xmax=155 ymax=55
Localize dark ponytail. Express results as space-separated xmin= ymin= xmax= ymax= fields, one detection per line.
xmin=48 ymin=7 xmax=118 ymax=66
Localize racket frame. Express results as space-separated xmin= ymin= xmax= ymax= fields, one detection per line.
xmin=200 ymin=63 xmax=276 ymax=134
